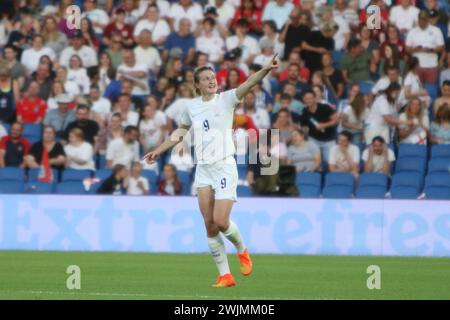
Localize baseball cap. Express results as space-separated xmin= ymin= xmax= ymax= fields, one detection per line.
xmin=55 ymin=93 xmax=72 ymax=104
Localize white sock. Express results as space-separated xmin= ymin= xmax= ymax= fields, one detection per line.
xmin=207 ymin=234 xmax=230 ymax=276
xmin=222 ymin=221 xmax=246 ymax=254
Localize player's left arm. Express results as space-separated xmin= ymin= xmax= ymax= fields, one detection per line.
xmin=235 ymin=54 xmax=279 ymax=101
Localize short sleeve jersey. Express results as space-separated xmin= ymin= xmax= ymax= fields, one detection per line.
xmin=180 ymin=89 xmax=240 ymax=164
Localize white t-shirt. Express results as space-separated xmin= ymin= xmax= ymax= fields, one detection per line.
xmin=64 ymin=80 xmax=81 ymax=100
xmin=398 ymin=72 xmax=423 ymax=106
xmin=342 ymin=104 xmax=369 ymax=134
xmin=389 ymin=5 xmax=419 ymax=32
xmin=398 ymin=112 xmax=429 ymax=144
xmin=362 ymin=147 xmax=396 ymax=173
xmin=139 ymin=110 xmax=167 ymax=149
xmin=138 ymin=0 xmax=171 ymax=18
xmin=405 ymin=25 xmax=444 ymax=68
xmin=169 ymin=3 xmax=204 ymax=32
xmin=226 ymin=35 xmax=260 ymax=63
xmin=333 ymin=15 xmax=350 ymax=51
xmin=106 ymin=138 xmax=140 ymax=169
xmin=127 ymin=176 xmax=150 ymax=195
xmin=122 ymin=110 xmax=140 ymax=127
xmin=248 ymin=108 xmax=271 ymax=130
xmin=59 ymin=46 xmax=98 ymax=68
xmin=180 ymin=89 xmax=241 ymax=164
xmin=116 ymin=63 xmax=150 ymax=95
xmin=67 ymin=68 xmax=90 ymax=95
xmin=196 ymin=34 xmax=225 ymax=63
xmin=328 ymin=144 xmax=360 ymax=167
xmin=133 ymin=19 xmax=171 ymax=43
xmin=20 ymin=47 xmax=55 ymax=73
xmin=91 ymin=97 xmax=112 ymax=119
xmin=134 ymin=46 xmax=162 ymax=73
xmin=371 ymin=76 xmax=402 ymax=95
xmin=365 ymin=95 xmax=397 ymax=132
xmin=165 ymin=97 xmax=190 ymax=125
xmin=213 ymin=1 xmax=235 ymax=27
xmin=254 ymin=54 xmax=274 ymax=68
xmin=169 ymin=152 xmax=194 ymax=172
xmin=81 ymin=9 xmax=109 ymax=34
xmin=64 ymin=142 xmax=95 ymax=170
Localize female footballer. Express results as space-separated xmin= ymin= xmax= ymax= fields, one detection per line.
xmin=143 ymin=55 xmax=278 ymax=288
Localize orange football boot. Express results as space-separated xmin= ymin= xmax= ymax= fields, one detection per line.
xmin=237 ymin=249 xmax=253 ymax=276
xmin=212 ymin=273 xmax=236 ymax=288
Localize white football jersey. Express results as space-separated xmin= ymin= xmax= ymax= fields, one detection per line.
xmin=180 ymin=89 xmax=241 ymax=164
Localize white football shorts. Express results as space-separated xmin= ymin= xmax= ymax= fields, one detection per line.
xmin=194 ymin=156 xmax=238 ymax=201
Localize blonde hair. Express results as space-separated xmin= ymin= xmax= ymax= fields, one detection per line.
xmin=193 ymin=66 xmax=215 ymax=96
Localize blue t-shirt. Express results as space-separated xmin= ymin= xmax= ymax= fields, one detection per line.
xmin=164 ymin=32 xmax=195 ymax=61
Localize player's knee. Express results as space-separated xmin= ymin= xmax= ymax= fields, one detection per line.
xmin=214 ymin=218 xmax=229 ymax=232
xmin=204 ymin=220 xmax=219 ymax=235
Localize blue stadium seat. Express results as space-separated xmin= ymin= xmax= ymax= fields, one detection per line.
xmin=28 ymin=168 xmax=58 ymax=182
xmin=25 ymin=181 xmax=54 ymax=194
xmin=424 ymin=83 xmax=439 ymax=102
xmin=55 ymin=182 xmax=88 ymax=194
xmin=23 ymin=124 xmax=42 ymax=138
xmin=323 ymin=185 xmax=353 ymax=198
xmin=237 ymin=185 xmax=253 ymax=197
xmin=324 ymin=172 xmax=355 ymax=189
xmin=358 ymin=173 xmax=388 ymax=188
xmin=97 ymin=154 xmax=106 ymax=170
xmin=296 ymin=172 xmax=322 ymax=198
xmin=237 ymin=164 xmax=248 ymax=180
xmin=424 ymin=173 xmax=450 ymax=188
xmin=95 ymin=168 xmax=112 ymax=180
xmin=23 ymin=134 xmax=40 ymax=145
xmin=390 ymin=186 xmax=420 ymax=199
xmin=89 ymin=181 xmax=102 ymax=194
xmin=355 ymin=186 xmax=387 ymax=199
xmin=397 ymin=144 xmax=427 ymax=159
xmin=61 ymin=169 xmax=93 ymax=182
xmin=0 ymin=167 xmax=25 ymax=181
xmin=141 ymin=170 xmax=159 ymax=195
xmin=394 ymin=157 xmax=427 ymax=174
xmin=391 ymin=172 xmax=423 ymax=189
xmin=427 ymin=159 xmax=450 ymax=175
xmin=431 ymin=145 xmax=450 ymax=160
xmin=0 ymin=181 xmax=25 ymax=193
xmin=424 ymin=187 xmax=450 ymax=199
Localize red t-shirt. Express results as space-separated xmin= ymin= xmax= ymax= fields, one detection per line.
xmin=16 ymin=97 xmax=48 ymax=123
xmin=216 ymin=68 xmax=247 ymax=90
xmin=103 ymin=22 xmax=134 ymax=42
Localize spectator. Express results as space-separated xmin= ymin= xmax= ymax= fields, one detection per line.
xmin=430 ymin=103 xmax=450 ymax=144
xmin=23 ymin=62 xmax=53 ymax=100
xmin=318 ymin=5 xmax=350 ymax=52
xmin=164 ymin=57 xmax=184 ymax=88
xmin=80 ymin=19 xmax=100 ymax=51
xmin=311 ymin=71 xmax=338 ymax=107
xmin=273 ymin=108 xmax=299 ymax=144
xmin=434 ymin=80 xmax=450 ymax=115
xmin=165 ymin=83 xmax=194 ymax=128
xmin=338 ymin=82 xmax=360 ymax=113
xmin=55 ymin=66 xmax=80 ymax=101
xmin=398 ymin=57 xmax=431 ymax=109
xmin=380 ymin=24 xmax=406 ymax=59
xmin=139 ymin=101 xmax=167 ymax=154
xmin=127 ymin=162 xmax=150 ymax=195
xmin=216 ymin=50 xmax=247 ymax=90
xmin=64 ymin=105 xmax=100 ymax=146
xmin=243 ymin=91 xmax=271 ymax=129
xmin=340 ymin=38 xmax=376 ymax=83
xmin=89 ymin=84 xmax=112 ymax=127
xmin=158 ymin=163 xmax=182 ymax=196
xmin=115 ymin=93 xmax=139 ymax=127
xmin=196 ymin=17 xmax=225 ymax=64
xmin=7 ymin=14 xmax=35 ymax=59
xmin=81 ymin=0 xmax=109 ymax=37
xmin=169 ymin=141 xmax=194 ymax=173
xmin=328 ymin=131 xmax=360 ymax=178
xmin=363 ymin=136 xmax=395 ymax=175
xmin=116 ymin=49 xmax=150 ymax=99
xmin=59 ymin=30 xmax=98 ymax=69
xmin=272 ymin=91 xmax=304 ymax=116
xmin=301 ymin=22 xmax=335 ymax=74
xmin=340 ymin=93 xmax=368 ymax=145
xmin=389 ymin=0 xmax=419 ymax=36
xmin=168 ymin=0 xmax=203 ymax=33
xmin=321 ymin=52 xmax=345 ymax=99
xmin=41 ymin=16 xmax=68 ymax=57
xmin=333 ymin=0 xmax=359 ymax=30
xmin=2 ymin=45 xmax=26 ymax=81
xmin=105 ymin=33 xmax=124 ymax=70
xmin=122 ymin=0 xmax=140 ymax=25
xmin=102 ymin=6 xmax=134 ymax=48
xmin=24 ymin=125 xmax=66 ymax=171
xmin=16 ymin=81 xmax=47 ymax=124
xmin=279 ymin=8 xmax=311 ymax=60
xmin=0 ymin=67 xmax=19 ymax=124
xmin=43 ymin=94 xmax=76 ymax=138
xmin=225 ymin=68 xmax=241 ymax=91
xmin=398 ymin=97 xmax=430 ymax=144
xmin=372 ymin=66 xmax=402 ymax=98
xmin=255 ymin=38 xmax=276 ymax=67
xmin=210 ymin=0 xmax=236 ymax=33
xmin=133 ymin=4 xmax=171 ymax=48
xmin=405 ymin=10 xmax=444 ymax=84
xmin=232 ymin=0 xmax=263 ymax=35
xmin=358 ymin=24 xmax=380 ymax=66
xmin=134 ymin=30 xmax=162 ymax=77
xmin=96 ymin=113 xmax=123 ymax=155
xmin=364 ymin=82 xmax=406 ymax=144
xmin=262 ymin=0 xmax=294 ymax=31
xmin=287 ymin=128 xmax=321 ymax=172
xmin=67 ymin=54 xmax=91 ymax=95
xmin=96 ymin=163 xmax=128 ymax=195
xmin=300 ymin=90 xmax=339 ymax=162
xmin=47 ymin=81 xmax=74 ymax=111
xmin=20 ymin=34 xmax=55 ymax=75
xmin=106 ymin=125 xmax=140 ymax=169
xmin=163 ymin=18 xmax=196 ymax=66
xmin=259 ymin=20 xmax=284 ymax=58
xmin=98 ymin=52 xmax=115 ymax=94
xmin=226 ymin=18 xmax=260 ymax=65
xmin=378 ymin=44 xmax=405 ymax=77
xmin=0 ymin=122 xmax=30 ymax=168
xmin=277 ymin=63 xmax=310 ymax=101
xmin=64 ymin=127 xmax=95 ymax=171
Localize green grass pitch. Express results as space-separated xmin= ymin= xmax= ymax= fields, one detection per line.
xmin=0 ymin=250 xmax=449 ymax=300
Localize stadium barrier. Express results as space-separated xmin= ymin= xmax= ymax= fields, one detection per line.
xmin=0 ymin=195 xmax=449 ymax=256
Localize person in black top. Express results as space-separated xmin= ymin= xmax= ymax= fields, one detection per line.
xmin=24 ymin=125 xmax=66 ymax=171
xmin=301 ymin=22 xmax=335 ymax=75
xmin=279 ymin=7 xmax=312 ymax=60
xmin=300 ymin=90 xmax=338 ymax=163
xmin=64 ymin=104 xmax=100 ymax=145
xmin=96 ymin=164 xmax=128 ymax=195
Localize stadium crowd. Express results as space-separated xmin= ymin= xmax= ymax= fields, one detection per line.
xmin=0 ymin=0 xmax=450 ymax=198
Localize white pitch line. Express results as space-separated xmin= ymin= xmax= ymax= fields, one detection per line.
xmin=4 ymin=290 xmax=287 ymax=300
